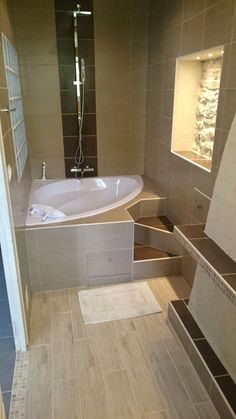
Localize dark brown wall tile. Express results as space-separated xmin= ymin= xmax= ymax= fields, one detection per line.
xmin=60 ymin=90 xmax=77 ymax=113
xmin=215 ymin=376 xmax=236 ymax=413
xmin=64 ymin=135 xmax=97 ymax=157
xmin=62 ymin=114 xmax=78 ymax=136
xmin=84 ymin=90 xmax=96 ymax=113
xmin=55 ymin=11 xmax=74 ymax=39
xmin=58 ymin=65 xmax=76 ymax=90
xmin=195 ymin=340 xmax=228 ymax=376
xmin=57 ymin=39 xmax=74 ymax=65
xmin=55 ymin=0 xmax=93 ymax=12
xmin=82 ymin=113 xmax=96 ymax=135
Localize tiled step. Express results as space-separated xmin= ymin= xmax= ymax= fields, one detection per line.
xmin=134 ymin=243 xmax=175 ymax=261
xmin=135 ymin=216 xmax=174 ymax=232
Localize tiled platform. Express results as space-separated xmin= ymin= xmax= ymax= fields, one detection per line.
xmin=134 ymin=243 xmax=174 ymax=261
xmin=169 ymin=299 xmax=236 ymax=419
xmin=136 ymin=216 xmax=174 ymax=232
xmin=175 ymin=224 xmax=236 ymax=299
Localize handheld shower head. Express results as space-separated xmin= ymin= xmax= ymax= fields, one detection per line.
xmin=81 ymin=58 xmax=86 ymax=83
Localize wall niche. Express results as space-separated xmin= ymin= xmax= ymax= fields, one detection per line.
xmin=171 ymin=47 xmax=224 ymax=171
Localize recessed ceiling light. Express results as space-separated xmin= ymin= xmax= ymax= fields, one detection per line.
xmin=196 ymin=56 xmax=200 ymax=60
xmin=208 ymin=53 xmax=213 ymax=57
xmin=221 ymin=50 xmax=224 ymax=54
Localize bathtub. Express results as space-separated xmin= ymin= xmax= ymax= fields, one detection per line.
xmin=26 ymin=175 xmax=143 ymax=226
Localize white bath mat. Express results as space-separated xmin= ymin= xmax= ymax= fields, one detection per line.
xmin=78 ymin=282 xmax=162 ymax=325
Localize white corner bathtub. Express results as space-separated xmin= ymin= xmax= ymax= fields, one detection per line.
xmin=26 ymin=175 xmax=143 ymax=226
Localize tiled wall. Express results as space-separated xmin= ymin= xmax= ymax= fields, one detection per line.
xmin=0 ymin=249 xmax=15 ymax=417
xmin=55 ymin=0 xmax=97 ymax=177
xmin=0 ymin=0 xmax=31 ymax=329
xmin=12 ymin=0 xmax=65 ymax=179
xmin=94 ymin=0 xmax=148 ymax=175
xmin=145 ymin=0 xmax=236 ymax=225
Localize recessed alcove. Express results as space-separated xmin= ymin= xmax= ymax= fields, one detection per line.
xmin=171 ymin=47 xmax=224 ymax=172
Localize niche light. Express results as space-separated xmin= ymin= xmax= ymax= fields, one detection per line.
xmin=196 ymin=56 xmax=201 ymax=60
xmin=208 ymin=53 xmax=213 ymax=58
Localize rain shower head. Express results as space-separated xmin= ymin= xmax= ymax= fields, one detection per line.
xmin=74 ymin=4 xmax=92 ymax=15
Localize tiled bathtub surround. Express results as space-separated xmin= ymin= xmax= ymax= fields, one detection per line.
xmin=55 ymin=0 xmax=98 ymax=177
xmin=145 ymin=0 xmax=236 ymax=225
xmin=25 ymin=222 xmax=134 ymax=292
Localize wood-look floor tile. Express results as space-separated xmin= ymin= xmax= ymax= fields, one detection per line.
xmin=164 ymin=333 xmax=209 ymax=403
xmin=141 ymin=412 xmax=170 ymax=419
xmin=113 ymin=318 xmax=137 ymax=334
xmin=30 ymin=292 xmax=51 ymax=345
xmin=51 ymin=290 xmax=70 ymax=314
xmin=69 ymin=290 xmax=98 ymax=338
xmin=25 ymin=345 xmax=52 ymax=419
xmin=118 ymin=331 xmax=165 ymax=414
xmin=194 ymin=401 xmax=221 ymax=418
xmin=96 ymin=324 xmax=125 ymax=372
xmin=152 ymin=361 xmax=199 ymax=419
xmin=104 ymin=370 xmax=141 ymax=418
xmin=134 ymin=316 xmax=171 ymax=366
xmin=75 ymin=338 xmax=108 ymax=419
xmin=69 ymin=290 xmax=88 ymax=339
xmin=53 ymin=379 xmax=81 ymax=419
xmin=157 ymin=319 xmax=209 ymax=404
xmin=52 ymin=312 xmax=76 ymax=381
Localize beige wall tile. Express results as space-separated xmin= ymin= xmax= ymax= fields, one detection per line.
xmin=87 ymin=248 xmax=133 ymax=277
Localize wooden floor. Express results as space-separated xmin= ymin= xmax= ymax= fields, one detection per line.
xmin=26 ymin=276 xmax=220 ymax=419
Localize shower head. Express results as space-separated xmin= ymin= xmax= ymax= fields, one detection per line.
xmin=74 ymin=4 xmax=92 ymax=15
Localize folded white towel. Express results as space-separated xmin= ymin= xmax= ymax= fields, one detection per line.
xmin=30 ymin=204 xmax=65 ymax=222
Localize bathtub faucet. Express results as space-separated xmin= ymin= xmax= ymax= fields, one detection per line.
xmin=71 ymin=165 xmax=94 ymax=178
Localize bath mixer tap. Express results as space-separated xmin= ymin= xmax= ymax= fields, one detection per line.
xmin=71 ymin=165 xmax=94 ymax=178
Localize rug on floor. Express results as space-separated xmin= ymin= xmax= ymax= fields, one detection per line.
xmin=78 ymin=281 xmax=162 ymax=324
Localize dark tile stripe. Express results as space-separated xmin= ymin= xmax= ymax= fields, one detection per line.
xmin=195 ymin=339 xmax=228 ymax=377
xmin=55 ymin=0 xmax=97 ymax=177
xmin=215 ymin=376 xmax=236 ymax=413
xmin=171 ymin=300 xmax=204 ymax=339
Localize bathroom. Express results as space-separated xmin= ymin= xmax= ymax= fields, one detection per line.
xmin=0 ymin=0 xmax=235 ymax=417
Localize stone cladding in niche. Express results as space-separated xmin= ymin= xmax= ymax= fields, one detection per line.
xmin=193 ymin=58 xmax=222 ymax=159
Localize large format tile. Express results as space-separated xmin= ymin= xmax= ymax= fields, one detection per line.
xmin=30 ymin=292 xmax=51 ymax=346
xmin=194 ymin=401 xmax=221 ymax=419
xmin=104 ymin=370 xmax=141 ymax=419
xmin=53 ymin=379 xmax=81 ymax=419
xmin=152 ymin=361 xmax=199 ymax=419
xmin=75 ymin=338 xmax=108 ymax=419
xmin=51 ymin=312 xmax=76 ymax=381
xmin=25 ymin=346 xmax=52 ymax=419
xmin=118 ymin=331 xmax=165 ymax=414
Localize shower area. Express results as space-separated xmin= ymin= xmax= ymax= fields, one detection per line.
xmin=11 ymin=0 xmax=148 ymax=180
xmin=55 ymin=1 xmax=97 ymax=178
